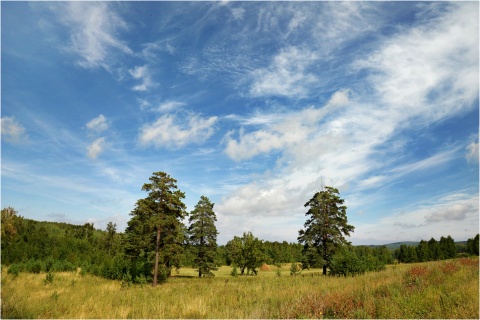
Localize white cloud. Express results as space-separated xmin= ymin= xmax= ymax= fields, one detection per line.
xmin=85 ymin=114 xmax=109 ymax=134
xmin=223 ymin=89 xmax=350 ymax=161
xmin=129 ymin=65 xmax=156 ymax=91
xmin=1 ymin=116 xmax=27 ymax=143
xmin=466 ymin=141 xmax=479 ymax=163
xmin=138 ymin=113 xmax=218 ymax=148
xmin=218 ymin=3 xmax=478 ymax=243
xmin=249 ymin=46 xmax=318 ymax=98
xmin=87 ymin=137 xmax=106 ymax=159
xmin=230 ymin=7 xmax=245 ymax=20
xmin=155 ymin=101 xmax=186 ymax=113
xmin=353 ymin=2 xmax=478 ymax=124
xmin=53 ymin=2 xmax=132 ymax=70
xmin=352 ymin=192 xmax=479 ymax=244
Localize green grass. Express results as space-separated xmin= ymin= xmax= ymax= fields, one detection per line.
xmin=2 ymin=258 xmax=478 ymax=318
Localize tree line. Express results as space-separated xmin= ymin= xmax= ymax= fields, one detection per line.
xmin=394 ymin=234 xmax=479 ymax=263
xmin=2 ymin=171 xmax=478 ymax=286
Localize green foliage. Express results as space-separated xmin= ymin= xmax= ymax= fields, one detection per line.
xmin=7 ymin=263 xmax=21 ymax=277
xmin=44 ymin=272 xmax=54 ymax=285
xmin=188 ymin=196 xmax=219 ymax=277
xmin=329 ymin=246 xmax=365 ymax=277
xmin=125 ymin=171 xmax=187 ymax=286
xmin=1 ymin=207 xmax=18 ymax=247
xmin=230 ymin=265 xmax=238 ymax=277
xmin=290 ymin=263 xmax=302 ymax=276
xmin=298 ymin=186 xmax=355 ymax=275
xmin=25 ymin=260 xmax=42 ymax=274
xmin=466 ymin=234 xmax=479 ymax=256
xmin=330 ymin=245 xmax=387 ymax=277
xmin=395 ymin=235 xmax=475 ymax=263
xmin=226 ymin=232 xmax=265 ymax=275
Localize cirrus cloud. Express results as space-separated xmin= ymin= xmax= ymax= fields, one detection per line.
xmin=1 ymin=116 xmax=27 ymax=143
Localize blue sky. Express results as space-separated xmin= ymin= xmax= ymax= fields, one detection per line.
xmin=1 ymin=1 xmax=478 ymax=245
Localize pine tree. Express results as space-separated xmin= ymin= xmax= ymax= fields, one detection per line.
xmin=298 ymin=186 xmax=355 ymax=275
xmin=466 ymin=234 xmax=479 ymax=256
xmin=439 ymin=235 xmax=456 ymax=259
xmin=125 ymin=172 xmax=186 ymax=286
xmin=188 ymin=196 xmax=218 ymax=277
xmin=416 ymin=240 xmax=431 ymax=262
xmin=428 ymin=238 xmax=442 ymax=260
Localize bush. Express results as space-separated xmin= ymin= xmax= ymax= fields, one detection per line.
xmin=8 ymin=263 xmax=22 ymax=277
xmin=230 ymin=265 xmax=238 ymax=277
xmin=44 ymin=272 xmax=54 ymax=285
xmin=25 ymin=260 xmax=42 ymax=274
xmin=329 ymin=248 xmax=366 ymax=277
xmin=290 ymin=263 xmax=302 ymax=276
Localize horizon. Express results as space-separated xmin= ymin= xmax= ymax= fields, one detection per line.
xmin=2 ymin=1 xmax=479 ymax=246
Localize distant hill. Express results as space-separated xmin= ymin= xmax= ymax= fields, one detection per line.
xmin=381 ymin=242 xmax=420 ymax=251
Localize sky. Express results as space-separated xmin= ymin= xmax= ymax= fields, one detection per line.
xmin=1 ymin=1 xmax=478 ymax=245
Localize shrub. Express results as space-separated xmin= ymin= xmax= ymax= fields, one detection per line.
xmin=230 ymin=265 xmax=238 ymax=277
xmin=8 ymin=263 xmax=21 ymax=277
xmin=329 ymin=248 xmax=366 ymax=277
xmin=290 ymin=263 xmax=302 ymax=276
xmin=44 ymin=272 xmax=54 ymax=285
xmin=25 ymin=260 xmax=42 ymax=274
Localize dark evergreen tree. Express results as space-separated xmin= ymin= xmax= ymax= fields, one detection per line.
xmin=428 ymin=238 xmax=442 ymax=260
xmin=125 ymin=172 xmax=187 ymax=286
xmin=416 ymin=240 xmax=431 ymax=262
xmin=298 ymin=186 xmax=354 ymax=275
xmin=466 ymin=234 xmax=479 ymax=256
xmin=188 ymin=196 xmax=218 ymax=277
xmin=439 ymin=235 xmax=456 ymax=259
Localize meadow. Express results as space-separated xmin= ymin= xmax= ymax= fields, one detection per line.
xmin=2 ymin=258 xmax=478 ymax=319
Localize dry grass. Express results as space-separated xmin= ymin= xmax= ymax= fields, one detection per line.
xmin=2 ymin=258 xmax=478 ymax=318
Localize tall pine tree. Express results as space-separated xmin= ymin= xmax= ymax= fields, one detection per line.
xmin=125 ymin=172 xmax=186 ymax=286
xmin=298 ymin=186 xmax=354 ymax=275
xmin=188 ymin=196 xmax=218 ymax=277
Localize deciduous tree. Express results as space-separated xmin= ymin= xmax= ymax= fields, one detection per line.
xmin=226 ymin=232 xmax=265 ymax=275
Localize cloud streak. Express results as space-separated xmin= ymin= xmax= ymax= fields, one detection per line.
xmin=52 ymin=2 xmax=132 ymax=71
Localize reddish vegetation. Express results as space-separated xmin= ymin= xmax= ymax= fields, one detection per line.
xmin=259 ymin=263 xmax=271 ymax=271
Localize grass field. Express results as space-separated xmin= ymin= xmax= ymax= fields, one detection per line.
xmin=2 ymin=258 xmax=478 ymax=318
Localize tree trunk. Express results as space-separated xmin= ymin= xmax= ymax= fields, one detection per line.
xmin=153 ymin=227 xmax=161 ymax=287
xmin=323 ymin=264 xmax=327 ymax=275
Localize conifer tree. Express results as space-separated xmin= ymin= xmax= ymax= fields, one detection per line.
xmin=125 ymin=172 xmax=186 ymax=286
xmin=298 ymin=186 xmax=354 ymax=275
xmin=188 ymin=196 xmax=218 ymax=277
xmin=466 ymin=234 xmax=479 ymax=256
